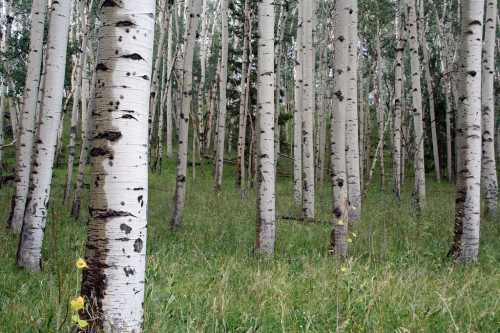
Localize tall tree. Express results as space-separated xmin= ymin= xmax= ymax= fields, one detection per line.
xmin=17 ymin=0 xmax=72 ymax=271
xmin=255 ymin=0 xmax=276 ymax=256
xmin=331 ymin=0 xmax=351 ymax=258
xmin=345 ymin=0 xmax=361 ymax=223
xmin=450 ymin=0 xmax=484 ymax=263
xmin=293 ymin=1 xmax=303 ymax=207
xmin=408 ymin=0 xmax=426 ymax=213
xmin=214 ymin=0 xmax=229 ymax=192
xmin=79 ymin=1 xmax=156 ymax=331
xmin=7 ymin=0 xmax=47 ymax=233
xmin=393 ymin=0 xmax=404 ymax=200
xmin=301 ymin=0 xmax=315 ymax=220
xmin=481 ymin=0 xmax=498 ymax=217
xmin=171 ymin=0 xmax=201 ymax=229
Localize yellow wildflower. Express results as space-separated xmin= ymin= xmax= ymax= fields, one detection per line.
xmin=352 ymin=232 xmax=358 ymax=238
xmin=340 ymin=266 xmax=348 ymax=273
xmin=76 ymin=258 xmax=88 ymax=269
xmin=347 ymin=238 xmax=353 ymax=243
xmin=70 ymin=296 xmax=85 ymax=311
xmin=77 ymin=319 xmax=89 ymax=329
xmin=71 ymin=315 xmax=80 ymax=323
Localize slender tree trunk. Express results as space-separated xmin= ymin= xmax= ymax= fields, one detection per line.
xmin=375 ymin=28 xmax=385 ymax=192
xmin=236 ymin=0 xmax=250 ymax=189
xmin=71 ymin=66 xmax=96 ymax=219
xmin=317 ymin=48 xmax=327 ymax=188
xmin=301 ymin=0 xmax=315 ymax=220
xmin=420 ymin=1 xmax=441 ymax=181
xmin=214 ymin=0 xmax=229 ymax=192
xmin=17 ymin=0 xmax=72 ymax=272
xmin=171 ymin=0 xmax=201 ymax=229
xmin=408 ymin=0 xmax=426 ymax=213
xmin=293 ymin=2 xmax=303 ymax=207
xmin=345 ymin=0 xmax=361 ymax=223
xmin=255 ymin=0 xmax=276 ymax=255
xmin=481 ymin=0 xmax=498 ymax=217
xmin=331 ymin=0 xmax=351 ymax=258
xmin=393 ymin=0 xmax=404 ymax=200
xmin=7 ymin=0 xmax=47 ymax=233
xmin=0 ymin=0 xmax=12 ymax=170
xmin=165 ymin=5 xmax=175 ymax=160
xmin=450 ymin=0 xmax=484 ymax=263
xmin=79 ymin=2 xmax=155 ymax=331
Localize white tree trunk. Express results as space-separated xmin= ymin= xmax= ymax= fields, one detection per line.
xmin=0 ymin=0 xmax=12 ymax=170
xmin=17 ymin=0 xmax=72 ymax=272
xmin=293 ymin=2 xmax=303 ymax=207
xmin=7 ymin=0 xmax=47 ymax=233
xmin=171 ymin=0 xmax=201 ymax=229
xmin=165 ymin=5 xmax=174 ymax=160
xmin=481 ymin=0 xmax=498 ymax=217
xmin=301 ymin=0 xmax=315 ymax=220
xmin=393 ymin=0 xmax=404 ymax=200
xmin=214 ymin=0 xmax=229 ymax=191
xmin=345 ymin=0 xmax=361 ymax=223
xmin=450 ymin=0 xmax=484 ymax=263
xmin=79 ymin=1 xmax=155 ymax=331
xmin=408 ymin=0 xmax=426 ymax=212
xmin=256 ymin=0 xmax=275 ymax=255
xmin=331 ymin=0 xmax=351 ymax=258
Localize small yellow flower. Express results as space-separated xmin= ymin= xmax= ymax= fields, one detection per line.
xmin=352 ymin=232 xmax=358 ymax=238
xmin=76 ymin=258 xmax=88 ymax=269
xmin=77 ymin=319 xmax=89 ymax=329
xmin=71 ymin=315 xmax=80 ymax=323
xmin=347 ymin=238 xmax=353 ymax=243
xmin=340 ymin=266 xmax=348 ymax=273
xmin=337 ymin=220 xmax=344 ymax=226
xmin=70 ymin=296 xmax=85 ymax=311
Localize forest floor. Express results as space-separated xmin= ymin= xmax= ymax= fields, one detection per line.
xmin=1 ymin=159 xmax=500 ymax=332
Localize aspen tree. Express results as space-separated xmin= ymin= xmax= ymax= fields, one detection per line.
xmin=408 ymin=0 xmax=426 ymax=212
xmin=331 ymin=0 xmax=351 ymax=258
xmin=481 ymin=0 xmax=498 ymax=217
xmin=17 ymin=0 xmax=72 ymax=272
xmin=450 ymin=0 xmax=484 ymax=263
xmin=293 ymin=1 xmax=303 ymax=207
xmin=256 ymin=0 xmax=276 ymax=255
xmin=171 ymin=0 xmax=201 ymax=229
xmin=393 ymin=0 xmax=404 ymax=199
xmin=7 ymin=0 xmax=47 ymax=233
xmin=79 ymin=1 xmax=155 ymax=331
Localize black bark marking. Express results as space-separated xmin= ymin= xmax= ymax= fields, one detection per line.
xmin=120 ymin=223 xmax=132 ymax=234
xmin=94 ymin=131 xmax=122 ymax=142
xmin=123 ymin=266 xmax=136 ymax=277
xmin=90 ymin=209 xmax=136 ymax=219
xmin=121 ymin=53 xmax=144 ymax=61
xmin=134 ymin=238 xmax=143 ymax=253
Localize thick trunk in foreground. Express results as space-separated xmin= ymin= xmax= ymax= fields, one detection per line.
xmin=255 ymin=0 xmax=275 ymax=256
xmin=80 ymin=1 xmax=155 ymax=331
xmin=171 ymin=0 xmax=201 ymax=229
xmin=17 ymin=0 xmax=72 ymax=272
xmin=481 ymin=0 xmax=498 ymax=217
xmin=450 ymin=0 xmax=484 ymax=263
xmin=7 ymin=0 xmax=47 ymax=233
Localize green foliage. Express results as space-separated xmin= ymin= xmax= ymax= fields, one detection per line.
xmin=1 ymin=160 xmax=499 ymax=332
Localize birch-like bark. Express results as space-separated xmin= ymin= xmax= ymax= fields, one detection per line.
xmin=375 ymin=29 xmax=385 ymax=192
xmin=214 ymin=0 xmax=229 ymax=192
xmin=17 ymin=0 xmax=72 ymax=272
xmin=331 ymin=0 xmax=350 ymax=258
xmin=7 ymin=0 xmax=47 ymax=233
xmin=450 ymin=0 xmax=484 ymax=263
xmin=345 ymin=0 xmax=361 ymax=223
xmin=301 ymin=0 xmax=315 ymax=220
xmin=165 ymin=5 xmax=174 ymax=160
xmin=393 ymin=0 xmax=404 ymax=200
xmin=0 ymin=0 xmax=12 ymax=170
xmin=236 ymin=0 xmax=250 ymax=189
xmin=256 ymin=0 xmax=275 ymax=255
xmin=79 ymin=2 xmax=155 ymax=331
xmin=64 ymin=1 xmax=89 ymax=203
xmin=408 ymin=0 xmax=426 ymax=212
xmin=481 ymin=0 xmax=498 ymax=217
xmin=420 ymin=1 xmax=441 ymax=181
xmin=171 ymin=0 xmax=201 ymax=229
xmin=71 ymin=66 xmax=95 ymax=219
xmin=293 ymin=2 xmax=303 ymax=207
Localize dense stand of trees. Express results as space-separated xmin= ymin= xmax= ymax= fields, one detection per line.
xmin=0 ymin=0 xmax=498 ymax=330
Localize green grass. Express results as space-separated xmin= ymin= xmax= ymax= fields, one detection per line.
xmin=1 ymin=159 xmax=500 ymax=332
